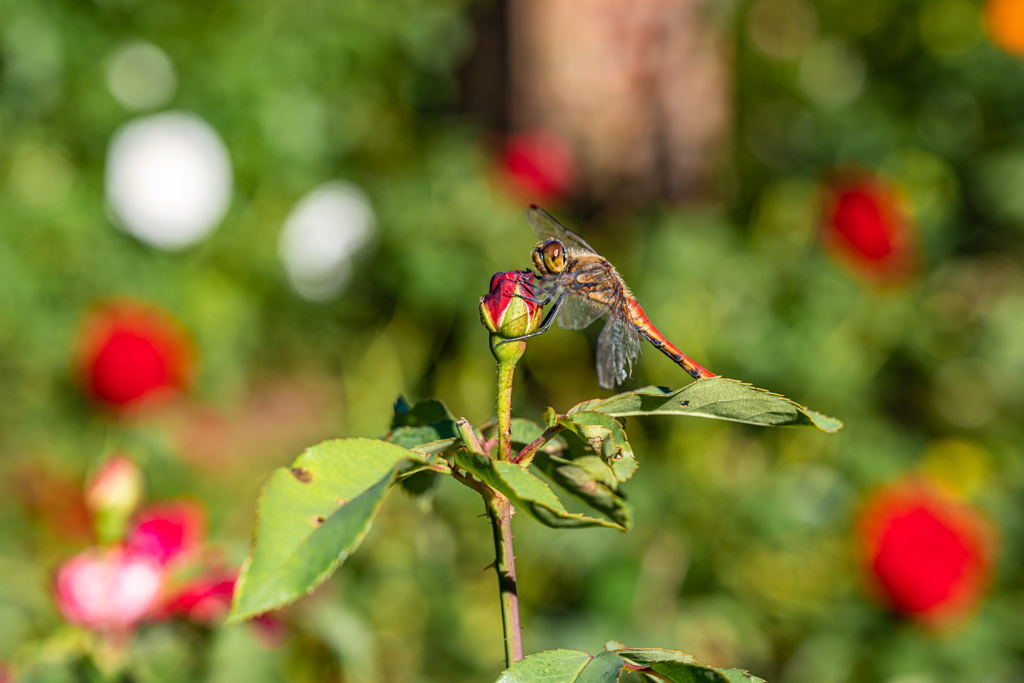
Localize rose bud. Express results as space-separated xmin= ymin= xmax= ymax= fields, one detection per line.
xmin=480 ymin=270 xmax=544 ymax=363
xmin=857 ymin=480 xmax=996 ymax=626
xmin=126 ymin=501 xmax=205 ymax=568
xmin=53 ymin=546 xmax=165 ymax=631
xmin=85 ymin=455 xmax=144 ymax=543
xmin=501 ymin=129 xmax=575 ymax=203
xmin=76 ymin=301 xmax=193 ymax=411
xmin=821 ymin=173 xmax=916 ymax=285
xmin=158 ymin=572 xmax=236 ymax=625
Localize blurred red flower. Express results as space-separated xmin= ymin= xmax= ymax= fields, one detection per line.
xmin=54 ymin=546 xmax=165 ymax=631
xmin=127 ymin=501 xmax=205 ymax=568
xmin=857 ymin=481 xmax=996 ymax=625
xmin=77 ymin=301 xmax=193 ymax=409
xmin=501 ymin=129 xmax=575 ymax=202
xmin=159 ymin=572 xmax=236 ymax=625
xmin=821 ymin=174 xmax=916 ymax=284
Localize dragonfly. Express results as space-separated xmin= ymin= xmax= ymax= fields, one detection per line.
xmin=502 ymin=205 xmax=716 ymax=390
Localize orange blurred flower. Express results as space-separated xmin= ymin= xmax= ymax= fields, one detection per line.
xmin=857 ymin=480 xmax=996 ymax=626
xmin=986 ymin=0 xmax=1024 ymax=56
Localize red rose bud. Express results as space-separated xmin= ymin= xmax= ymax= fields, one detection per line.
xmin=158 ymin=572 xmax=236 ymax=625
xmin=53 ymin=546 xmax=165 ymax=631
xmin=822 ymin=174 xmax=916 ymax=284
xmin=857 ymin=480 xmax=995 ymax=625
xmin=77 ymin=301 xmax=193 ymax=410
xmin=127 ymin=501 xmax=205 ymax=568
xmin=480 ymin=270 xmax=543 ymax=335
xmin=86 ymin=455 xmax=144 ymax=543
xmin=501 ymin=129 xmax=575 ymax=202
xmin=481 ymin=270 xmax=544 ymax=365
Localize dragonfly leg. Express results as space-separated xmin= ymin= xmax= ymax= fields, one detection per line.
xmin=511 ymin=291 xmax=553 ymax=306
xmin=495 ymin=292 xmax=565 ymax=344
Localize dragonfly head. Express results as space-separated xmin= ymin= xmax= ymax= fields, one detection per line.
xmin=533 ymin=239 xmax=566 ymax=276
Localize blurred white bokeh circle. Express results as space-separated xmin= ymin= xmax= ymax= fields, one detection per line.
xmin=106 ymin=112 xmax=233 ymax=251
xmin=278 ymin=181 xmax=376 ymax=301
xmin=106 ymin=41 xmax=177 ymax=111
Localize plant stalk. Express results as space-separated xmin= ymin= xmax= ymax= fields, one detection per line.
xmin=513 ymin=424 xmax=564 ymax=466
xmin=485 ymin=491 xmax=523 ymax=667
xmin=496 ymin=356 xmax=517 ymax=461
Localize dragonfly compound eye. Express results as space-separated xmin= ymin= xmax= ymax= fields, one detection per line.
xmin=540 ymin=240 xmax=566 ymax=274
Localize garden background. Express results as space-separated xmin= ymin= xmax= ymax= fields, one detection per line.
xmin=3 ymin=0 xmax=1024 ymax=681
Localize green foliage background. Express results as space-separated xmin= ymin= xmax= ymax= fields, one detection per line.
xmin=3 ymin=0 xmax=1024 ymax=681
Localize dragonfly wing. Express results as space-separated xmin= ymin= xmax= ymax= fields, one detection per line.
xmin=595 ymin=312 xmax=643 ymax=390
xmin=527 ymin=205 xmax=599 ymax=254
xmin=557 ymin=294 xmax=607 ymax=330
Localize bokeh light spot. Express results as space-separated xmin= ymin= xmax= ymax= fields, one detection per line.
xmin=932 ymin=358 xmax=1000 ymax=428
xmin=747 ymin=0 xmax=819 ymax=61
xmin=105 ymin=112 xmax=234 ymax=251
xmin=9 ymin=143 xmax=75 ymax=211
xmin=920 ymin=0 xmax=983 ymax=59
xmin=106 ymin=41 xmax=177 ymax=111
xmin=278 ymin=181 xmax=376 ymax=302
xmin=918 ymin=86 xmax=983 ymax=155
xmin=799 ymin=39 xmax=865 ymax=108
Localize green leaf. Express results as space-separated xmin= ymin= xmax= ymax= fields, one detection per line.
xmin=510 ymin=418 xmax=547 ymax=447
xmin=717 ymin=670 xmax=767 ymax=683
xmin=575 ymin=652 xmax=628 ymax=682
xmin=570 ymin=378 xmax=842 ymax=433
xmin=391 ymin=396 xmax=456 ymax=428
xmin=494 ymin=647 xmax=765 ymax=683
xmin=613 ymin=648 xmax=697 ymax=667
xmin=388 ymin=396 xmax=460 ymax=454
xmin=496 ymin=650 xmax=594 ymax=683
xmin=556 ymin=412 xmax=637 ymax=482
xmin=387 ymin=425 xmax=458 ymax=454
xmin=614 ymin=649 xmax=735 ymax=683
xmin=533 ymin=451 xmax=633 ymax=530
xmin=229 ymin=439 xmax=422 ymax=622
xmin=454 ymin=450 xmax=624 ymax=531
xmin=397 ymin=469 xmax=441 ymax=501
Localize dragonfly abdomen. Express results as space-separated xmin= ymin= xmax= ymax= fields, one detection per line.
xmin=625 ymin=299 xmax=716 ymax=381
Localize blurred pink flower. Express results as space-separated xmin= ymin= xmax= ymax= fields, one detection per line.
xmin=501 ymin=129 xmax=575 ymax=202
xmin=159 ymin=573 xmax=236 ymax=625
xmin=127 ymin=501 xmax=205 ymax=567
xmin=54 ymin=547 xmax=165 ymax=631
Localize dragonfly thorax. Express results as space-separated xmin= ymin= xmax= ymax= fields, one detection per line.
xmin=533 ymin=239 xmax=567 ymax=276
